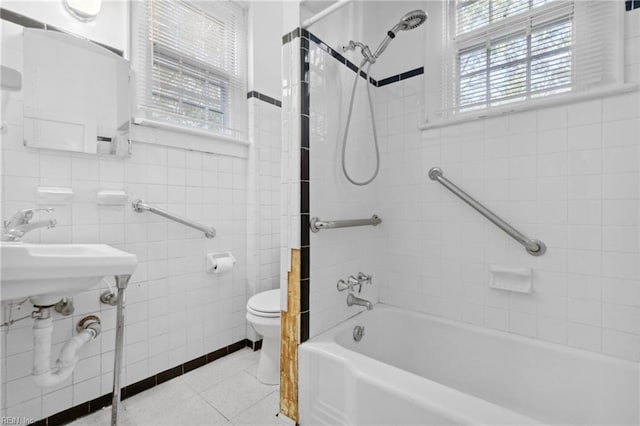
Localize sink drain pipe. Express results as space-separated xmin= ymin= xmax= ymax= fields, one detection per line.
xmin=31 ymin=310 xmax=101 ymax=388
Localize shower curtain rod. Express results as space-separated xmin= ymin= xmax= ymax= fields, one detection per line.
xmin=302 ymin=0 xmax=354 ymax=29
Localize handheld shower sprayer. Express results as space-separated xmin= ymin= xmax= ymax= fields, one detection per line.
xmin=339 ymin=9 xmax=427 ymax=186
xmin=372 ymin=9 xmax=427 ymax=60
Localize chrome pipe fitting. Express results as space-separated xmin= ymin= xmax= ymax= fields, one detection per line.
xmin=100 ymin=290 xmax=118 ymax=306
xmin=77 ymin=315 xmax=101 ymax=338
xmin=54 ymin=298 xmax=75 ymax=316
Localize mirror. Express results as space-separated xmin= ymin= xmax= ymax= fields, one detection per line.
xmin=22 ymin=29 xmax=130 ymax=156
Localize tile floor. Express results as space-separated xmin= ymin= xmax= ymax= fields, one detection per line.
xmin=68 ymin=349 xmax=281 ymax=425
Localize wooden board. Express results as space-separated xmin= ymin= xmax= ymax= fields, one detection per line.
xmin=280 ymin=248 xmax=300 ymax=421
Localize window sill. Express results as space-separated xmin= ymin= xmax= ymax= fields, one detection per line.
xmin=131 ymin=117 xmax=250 ymax=158
xmin=419 ymin=83 xmax=639 ymax=131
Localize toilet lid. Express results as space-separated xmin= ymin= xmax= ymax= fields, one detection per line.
xmin=247 ymin=289 xmax=280 ymax=314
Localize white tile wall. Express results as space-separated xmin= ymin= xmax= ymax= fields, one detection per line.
xmin=280 ymin=36 xmax=302 ymax=312
xmin=0 ymin=15 xmax=282 ymax=422
xmin=308 ymin=42 xmax=382 ymax=338
xmin=1 ymin=133 xmax=250 ymax=420
xmin=374 ymin=84 xmax=640 ymax=362
xmin=246 ymin=98 xmax=282 ymax=339
xmin=373 ymin=8 xmax=640 ymax=362
xmin=307 ymin=7 xmax=640 ymax=363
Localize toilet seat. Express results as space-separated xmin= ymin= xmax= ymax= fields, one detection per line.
xmin=247 ymin=289 xmax=280 ymax=317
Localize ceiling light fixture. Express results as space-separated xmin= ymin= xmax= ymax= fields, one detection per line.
xmin=63 ymin=0 xmax=102 ymax=22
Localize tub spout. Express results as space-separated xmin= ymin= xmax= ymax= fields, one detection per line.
xmin=347 ymin=293 xmax=373 ymax=310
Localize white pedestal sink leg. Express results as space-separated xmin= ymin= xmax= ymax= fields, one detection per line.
xmin=111 ymin=274 xmax=131 ymax=426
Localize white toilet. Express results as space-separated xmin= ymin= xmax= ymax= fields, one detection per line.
xmin=246 ymin=289 xmax=281 ymax=385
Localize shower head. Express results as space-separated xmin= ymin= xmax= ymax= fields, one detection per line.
xmin=373 ymin=9 xmax=427 ymax=60
xmin=394 ymin=9 xmax=428 ymax=32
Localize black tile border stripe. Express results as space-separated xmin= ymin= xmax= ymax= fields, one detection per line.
xmin=282 ymin=27 xmax=301 ymax=45
xmin=0 ymin=7 xmax=124 ymax=57
xmin=288 ymin=27 xmax=424 ymax=87
xmin=626 ymin=0 xmax=640 ymax=11
xmin=247 ymin=90 xmax=282 ymax=108
xmin=299 ymin=31 xmax=312 ymax=344
xmin=376 ymin=74 xmax=401 ymax=87
xmin=34 ymin=339 xmax=255 ymax=426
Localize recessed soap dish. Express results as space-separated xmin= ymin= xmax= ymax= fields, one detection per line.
xmin=37 ymin=187 xmax=74 ymax=205
xmin=97 ymin=190 xmax=128 ymax=206
xmin=489 ymin=265 xmax=533 ymax=294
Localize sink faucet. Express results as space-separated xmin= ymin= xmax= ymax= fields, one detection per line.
xmin=347 ymin=293 xmax=373 ymax=310
xmin=2 ymin=208 xmax=57 ymax=241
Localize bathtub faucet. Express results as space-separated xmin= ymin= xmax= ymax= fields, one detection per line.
xmin=347 ymin=293 xmax=373 ymax=310
xmin=337 ymin=272 xmax=373 ymax=293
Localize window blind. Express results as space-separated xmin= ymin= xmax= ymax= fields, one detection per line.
xmin=441 ymin=0 xmax=623 ymax=117
xmin=132 ymin=0 xmax=247 ymax=139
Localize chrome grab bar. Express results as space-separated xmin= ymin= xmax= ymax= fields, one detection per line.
xmin=310 ymin=215 xmax=382 ymax=233
xmin=428 ymin=167 xmax=546 ymax=256
xmin=132 ymin=199 xmax=216 ymax=239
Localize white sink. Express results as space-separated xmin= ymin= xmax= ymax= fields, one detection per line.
xmin=0 ymin=242 xmax=138 ymax=306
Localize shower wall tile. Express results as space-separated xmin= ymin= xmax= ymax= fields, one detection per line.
xmin=375 ymin=79 xmax=640 ymax=362
xmin=315 ymin=10 xmax=640 ymax=362
xmin=308 ymin=43 xmax=382 ymax=338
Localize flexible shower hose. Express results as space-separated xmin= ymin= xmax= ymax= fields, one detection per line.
xmin=341 ymin=60 xmax=380 ymax=186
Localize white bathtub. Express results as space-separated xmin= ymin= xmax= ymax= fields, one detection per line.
xmin=299 ymin=304 xmax=639 ymax=425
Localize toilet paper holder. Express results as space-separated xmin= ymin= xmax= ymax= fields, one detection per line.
xmin=206 ymin=252 xmax=236 ymax=274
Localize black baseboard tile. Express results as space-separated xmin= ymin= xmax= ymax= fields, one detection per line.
xmin=47 ymin=402 xmax=90 ymax=426
xmin=37 ymin=339 xmax=251 ymax=425
xmin=247 ymin=339 xmax=263 ymax=351
xmin=183 ymin=354 xmax=208 ymax=374
xmin=123 ymin=375 xmax=157 ymax=399
xmin=155 ymin=365 xmax=183 ymax=386
xmin=207 ymin=345 xmax=230 ymax=363
xmin=88 ymin=394 xmax=113 ymax=412
xmin=228 ymin=339 xmax=247 ymax=354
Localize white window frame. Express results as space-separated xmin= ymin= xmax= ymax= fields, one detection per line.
xmin=454 ymin=1 xmax=574 ymax=111
xmin=131 ymin=0 xmax=248 ymax=146
xmin=427 ymin=0 xmax=627 ymax=126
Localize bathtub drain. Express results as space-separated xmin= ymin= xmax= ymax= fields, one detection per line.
xmin=353 ymin=325 xmax=365 ymax=342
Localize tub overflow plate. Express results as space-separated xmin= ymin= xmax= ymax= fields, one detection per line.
xmin=353 ymin=325 xmax=365 ymax=342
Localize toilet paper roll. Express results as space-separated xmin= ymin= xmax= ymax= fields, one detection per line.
xmin=212 ymin=256 xmax=234 ymax=274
